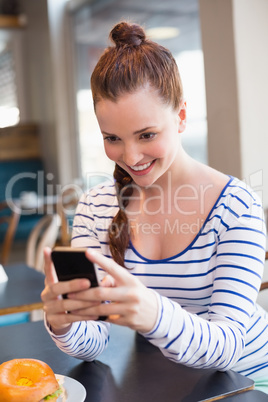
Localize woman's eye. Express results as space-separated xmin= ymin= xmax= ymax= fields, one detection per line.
xmin=140 ymin=132 xmax=156 ymax=140
xmin=104 ymin=136 xmax=119 ymax=143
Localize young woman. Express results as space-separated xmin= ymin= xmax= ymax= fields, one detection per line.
xmin=41 ymin=21 xmax=268 ymax=392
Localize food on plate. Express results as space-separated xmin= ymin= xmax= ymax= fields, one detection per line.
xmin=0 ymin=358 xmax=62 ymax=401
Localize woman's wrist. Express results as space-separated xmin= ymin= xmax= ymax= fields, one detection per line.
xmin=51 ymin=323 xmax=72 ymax=336
xmin=44 ymin=312 xmax=72 ymax=336
xmin=139 ymin=288 xmax=159 ymax=334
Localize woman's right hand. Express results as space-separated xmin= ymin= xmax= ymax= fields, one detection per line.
xmin=41 ymin=247 xmax=92 ymax=335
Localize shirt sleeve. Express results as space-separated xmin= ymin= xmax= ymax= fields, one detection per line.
xmin=44 ymin=191 xmax=111 ymax=361
xmin=140 ymin=186 xmax=266 ymax=371
xmin=71 ymin=192 xmax=102 ymax=251
xmin=44 ymin=318 xmax=110 ymax=362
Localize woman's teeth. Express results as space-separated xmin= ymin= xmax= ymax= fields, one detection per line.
xmin=130 ymin=161 xmax=153 ymax=171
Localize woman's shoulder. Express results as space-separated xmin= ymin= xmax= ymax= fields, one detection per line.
xmin=196 ymin=163 xmax=263 ymax=223
xmin=76 ymin=180 xmax=119 ymax=218
xmin=215 ymin=175 xmax=265 ymax=233
xmin=83 ymin=180 xmax=117 ymax=201
xmin=223 ymin=176 xmax=262 ymax=206
xmin=199 ymin=162 xmax=261 ymax=207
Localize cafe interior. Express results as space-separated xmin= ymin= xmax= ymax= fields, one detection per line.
xmin=0 ymin=0 xmax=268 ymax=401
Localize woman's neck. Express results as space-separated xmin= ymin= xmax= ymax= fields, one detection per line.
xmin=142 ymin=151 xmax=198 ymax=198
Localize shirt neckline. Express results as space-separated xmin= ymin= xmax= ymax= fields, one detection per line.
xmin=129 ymin=176 xmax=234 ymax=263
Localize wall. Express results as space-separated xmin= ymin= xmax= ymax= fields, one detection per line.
xmin=20 ymin=0 xmax=59 ymax=184
xmin=233 ymin=0 xmax=268 ymax=200
xmin=199 ymin=0 xmax=268 ymax=208
xmin=46 ymin=0 xmax=81 ymax=186
xmin=19 ymin=0 xmax=81 ymax=187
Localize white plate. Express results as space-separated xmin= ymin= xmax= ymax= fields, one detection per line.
xmin=55 ymin=374 xmax=86 ymax=402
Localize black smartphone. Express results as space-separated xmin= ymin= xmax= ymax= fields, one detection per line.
xmin=51 ymin=247 xmax=107 ymax=320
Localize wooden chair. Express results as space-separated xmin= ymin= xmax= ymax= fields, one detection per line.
xmin=57 ymin=187 xmax=81 ymax=246
xmin=0 ymin=201 xmax=21 ymax=265
xmin=26 ymin=213 xmax=61 ymax=273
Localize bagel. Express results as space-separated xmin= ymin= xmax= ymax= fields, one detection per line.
xmin=0 ymin=358 xmax=61 ymax=401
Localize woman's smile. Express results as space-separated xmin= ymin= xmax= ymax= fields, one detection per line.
xmin=127 ymin=160 xmax=156 ymax=175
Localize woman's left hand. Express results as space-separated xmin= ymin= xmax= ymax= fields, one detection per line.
xmin=67 ymin=249 xmax=158 ymax=333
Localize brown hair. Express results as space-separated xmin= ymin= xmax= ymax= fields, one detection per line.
xmin=91 ymin=21 xmax=184 ymax=267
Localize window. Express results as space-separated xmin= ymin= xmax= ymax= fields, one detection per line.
xmin=0 ymin=35 xmax=19 ymax=128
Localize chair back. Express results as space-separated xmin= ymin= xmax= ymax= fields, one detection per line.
xmin=26 ymin=214 xmax=61 ymax=273
xmin=0 ymin=201 xmax=21 ymax=265
xmin=57 ymin=187 xmax=81 ymax=246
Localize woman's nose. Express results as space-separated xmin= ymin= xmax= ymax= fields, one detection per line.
xmin=122 ymin=146 xmax=142 ymax=167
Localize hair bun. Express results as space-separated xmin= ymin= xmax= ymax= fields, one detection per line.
xmin=110 ymin=21 xmax=146 ymax=47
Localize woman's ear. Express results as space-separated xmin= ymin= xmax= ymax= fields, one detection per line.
xmin=178 ymin=101 xmax=187 ymax=133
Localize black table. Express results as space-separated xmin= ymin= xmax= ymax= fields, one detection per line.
xmin=0 ymin=321 xmax=255 ymax=402
xmin=0 ymin=263 xmax=44 ymax=315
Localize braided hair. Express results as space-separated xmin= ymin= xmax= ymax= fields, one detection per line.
xmin=91 ymin=21 xmax=184 ymax=266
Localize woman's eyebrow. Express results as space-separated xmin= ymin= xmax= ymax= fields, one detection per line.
xmin=102 ymin=126 xmax=156 ymax=136
xmin=133 ymin=126 xmax=156 ymax=134
xmin=102 ymin=131 xmax=116 ymax=136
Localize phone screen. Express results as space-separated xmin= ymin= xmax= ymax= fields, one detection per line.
xmin=51 ymin=247 xmax=107 ymax=320
xmin=51 ymin=247 xmax=99 ymax=287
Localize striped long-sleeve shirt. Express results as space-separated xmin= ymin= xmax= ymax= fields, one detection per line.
xmin=46 ymin=176 xmax=268 ymax=380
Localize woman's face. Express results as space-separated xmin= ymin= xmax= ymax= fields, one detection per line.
xmin=95 ymin=88 xmax=186 ymax=188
